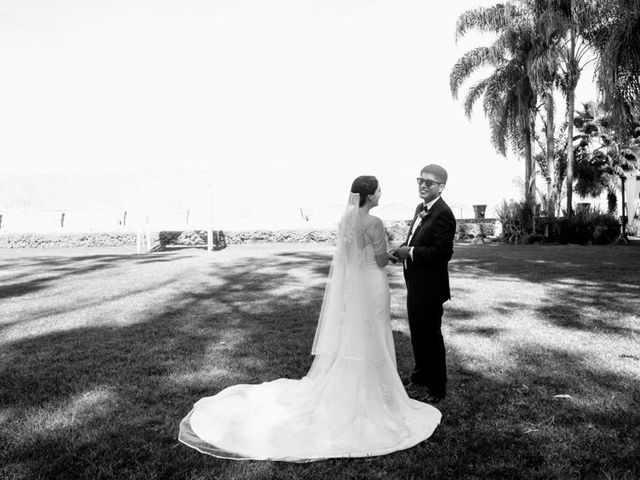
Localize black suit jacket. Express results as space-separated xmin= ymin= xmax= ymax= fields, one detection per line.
xmin=402 ymin=197 xmax=456 ymax=305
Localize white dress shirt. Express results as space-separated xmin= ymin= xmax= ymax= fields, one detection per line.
xmin=408 ymin=196 xmax=440 ymax=261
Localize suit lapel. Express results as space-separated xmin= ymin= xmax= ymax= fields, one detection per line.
xmin=410 ymin=211 xmax=430 ymax=245
xmin=410 ymin=198 xmax=441 ymax=245
xmin=405 ymin=206 xmax=422 ymax=244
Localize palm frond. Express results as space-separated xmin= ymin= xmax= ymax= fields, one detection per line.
xmin=534 ymin=150 xmax=550 ymax=180
xmin=528 ymin=47 xmax=563 ymax=89
xmin=455 ymin=4 xmax=519 ymax=41
xmin=450 ymin=46 xmax=504 ymax=98
xmin=463 ymin=78 xmax=491 ymax=119
xmin=490 ymin=86 xmax=520 ymax=156
xmin=595 ymin=0 xmax=640 ymax=137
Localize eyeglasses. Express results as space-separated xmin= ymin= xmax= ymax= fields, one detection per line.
xmin=416 ymin=178 xmax=442 ymax=187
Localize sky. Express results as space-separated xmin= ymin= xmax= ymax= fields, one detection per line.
xmin=0 ymin=0 xmax=600 ymax=228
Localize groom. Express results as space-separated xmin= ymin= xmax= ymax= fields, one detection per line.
xmin=392 ymin=164 xmax=456 ymax=403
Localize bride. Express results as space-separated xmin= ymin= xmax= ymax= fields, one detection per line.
xmin=179 ymin=176 xmax=441 ymax=462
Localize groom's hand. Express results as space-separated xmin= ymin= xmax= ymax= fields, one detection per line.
xmin=393 ymin=246 xmax=411 ymax=261
xmin=387 ymin=251 xmax=399 ymax=263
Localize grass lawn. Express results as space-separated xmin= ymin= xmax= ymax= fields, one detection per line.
xmin=1 ymin=242 xmax=639 ymax=480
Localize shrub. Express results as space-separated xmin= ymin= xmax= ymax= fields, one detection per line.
xmin=158 ymin=230 xmax=226 ymax=249
xmin=524 ymin=233 xmax=545 ymax=245
xmin=495 ymin=200 xmax=534 ymax=244
xmin=0 ymin=232 xmax=138 ymax=248
xmin=627 ymin=217 xmax=640 ymax=236
xmin=158 ymin=231 xmax=182 ymax=247
xmin=533 ymin=216 xmax=561 ymax=243
xmin=495 ymin=199 xmax=622 ymax=245
xmin=456 ymin=223 xmax=470 ymax=240
xmin=556 ymin=210 xmax=621 ymax=245
xmin=592 ymin=214 xmax=622 ymax=244
xmin=478 ymin=222 xmax=495 ymax=238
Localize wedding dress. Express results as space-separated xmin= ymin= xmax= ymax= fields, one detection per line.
xmin=179 ymin=194 xmax=441 ymax=462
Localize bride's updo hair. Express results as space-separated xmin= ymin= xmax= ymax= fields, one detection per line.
xmin=351 ymin=176 xmax=379 ymax=207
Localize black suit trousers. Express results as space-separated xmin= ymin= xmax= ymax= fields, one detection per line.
xmin=406 ymin=298 xmax=446 ymax=395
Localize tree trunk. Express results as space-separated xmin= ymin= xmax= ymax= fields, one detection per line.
xmin=524 ymin=118 xmax=536 ymax=234
xmin=525 ymin=132 xmax=532 ymax=204
xmin=566 ymin=25 xmax=577 ymax=217
xmin=545 ymin=89 xmax=556 ymax=216
xmin=566 ymin=93 xmax=575 ymax=217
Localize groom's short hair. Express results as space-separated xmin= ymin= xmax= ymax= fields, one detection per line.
xmin=421 ymin=164 xmax=448 ymax=184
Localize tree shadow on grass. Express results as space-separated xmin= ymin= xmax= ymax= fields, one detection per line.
xmin=445 ymin=307 xmax=476 ymax=321
xmin=450 ymin=245 xmax=640 ymax=335
xmin=0 ymin=276 xmax=59 ymax=300
xmin=0 ymin=251 xmax=206 ymax=300
xmin=426 ymin=342 xmax=639 ymax=479
xmin=1 ymin=246 xmax=638 ymax=479
xmin=0 ymin=249 xmax=331 ymax=479
xmin=453 ymin=326 xmax=503 ymax=337
xmin=0 ymin=250 xmax=197 ymax=269
xmin=274 ymin=250 xmax=333 ymax=278
xmin=388 ymin=325 xmax=639 ymax=479
xmin=490 ymin=301 xmax=529 ymax=315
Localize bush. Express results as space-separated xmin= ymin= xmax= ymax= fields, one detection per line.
xmin=477 ymin=222 xmax=495 ymax=238
xmin=495 ymin=199 xmax=621 ymax=245
xmin=456 ymin=223 xmax=470 ymax=240
xmin=0 ymin=232 xmax=138 ymax=248
xmin=556 ymin=211 xmax=621 ymax=245
xmin=627 ymin=217 xmax=640 ymax=236
xmin=533 ymin=216 xmax=561 ymax=243
xmin=524 ymin=233 xmax=545 ymax=245
xmin=495 ymin=200 xmax=534 ymax=244
xmin=454 ymin=221 xmax=496 ymax=240
xmin=158 ymin=230 xmax=225 ymax=249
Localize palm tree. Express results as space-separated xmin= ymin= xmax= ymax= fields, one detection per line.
xmin=573 ymin=101 xmax=639 ymax=211
xmin=450 ymin=3 xmax=539 ymax=207
xmin=536 ymin=0 xmax=601 ymax=216
xmin=527 ymin=0 xmax=566 ymax=216
xmin=533 ymin=121 xmax=568 ymax=215
xmin=590 ymin=0 xmax=640 ymax=137
xmin=502 ymin=1 xmax=601 ymax=218
xmin=451 ymin=0 xmax=630 ymax=221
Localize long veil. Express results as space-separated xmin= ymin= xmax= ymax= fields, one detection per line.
xmin=309 ymin=192 xmax=387 ymax=373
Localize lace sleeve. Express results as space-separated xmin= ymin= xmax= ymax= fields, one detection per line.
xmin=365 ymin=217 xmax=388 ymax=256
